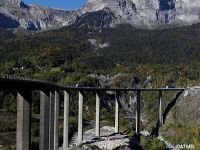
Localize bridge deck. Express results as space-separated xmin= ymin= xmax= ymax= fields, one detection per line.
xmin=0 ymin=77 xmax=185 ymax=91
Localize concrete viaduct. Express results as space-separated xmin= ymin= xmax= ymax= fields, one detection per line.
xmin=0 ymin=75 xmax=185 ymax=150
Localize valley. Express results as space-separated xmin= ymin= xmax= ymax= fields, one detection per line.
xmin=0 ymin=0 xmax=200 ymax=150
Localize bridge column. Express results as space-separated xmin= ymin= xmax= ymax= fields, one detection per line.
xmin=16 ymin=91 xmax=31 ymax=150
xmin=40 ymin=91 xmax=50 ymax=150
xmin=54 ymin=91 xmax=60 ymax=150
xmin=63 ymin=91 xmax=69 ymax=150
xmin=158 ymin=91 xmax=163 ymax=126
xmin=95 ymin=93 xmax=100 ymax=137
xmin=78 ymin=92 xmax=83 ymax=144
xmin=115 ymin=92 xmax=119 ymax=133
xmin=136 ymin=90 xmax=141 ymax=134
xmin=49 ymin=92 xmax=55 ymax=150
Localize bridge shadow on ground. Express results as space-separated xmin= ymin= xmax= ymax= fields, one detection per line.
xmin=125 ymin=134 xmax=142 ymax=150
xmin=67 ymin=126 xmax=143 ymax=150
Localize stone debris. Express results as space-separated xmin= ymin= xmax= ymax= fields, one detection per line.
xmin=64 ymin=126 xmax=130 ymax=150
xmin=91 ymin=139 xmax=129 ymax=150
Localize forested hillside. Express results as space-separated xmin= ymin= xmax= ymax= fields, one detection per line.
xmin=0 ymin=23 xmax=200 ymax=86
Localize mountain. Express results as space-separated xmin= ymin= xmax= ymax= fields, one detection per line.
xmin=0 ymin=0 xmax=79 ymax=31
xmin=80 ymin=0 xmax=200 ymax=29
xmin=1 ymin=0 xmax=200 ymax=31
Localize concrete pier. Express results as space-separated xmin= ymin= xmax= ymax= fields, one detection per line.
xmin=78 ymin=92 xmax=83 ymax=144
xmin=95 ymin=93 xmax=100 ymax=137
xmin=49 ymin=92 xmax=55 ymax=150
xmin=40 ymin=91 xmax=50 ymax=150
xmin=136 ymin=90 xmax=141 ymax=134
xmin=115 ymin=92 xmax=119 ymax=133
xmin=158 ymin=91 xmax=163 ymax=126
xmin=54 ymin=91 xmax=60 ymax=150
xmin=63 ymin=91 xmax=69 ymax=150
xmin=16 ymin=92 xmax=31 ymax=150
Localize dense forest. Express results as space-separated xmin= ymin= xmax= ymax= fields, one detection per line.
xmin=0 ymin=23 xmax=200 ymax=149
xmin=0 ymin=23 xmax=200 ymax=85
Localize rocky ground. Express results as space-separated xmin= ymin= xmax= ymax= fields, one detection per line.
xmin=60 ymin=126 xmax=131 ymax=150
xmin=59 ymin=126 xmax=178 ymax=150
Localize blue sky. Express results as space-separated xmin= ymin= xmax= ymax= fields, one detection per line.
xmin=23 ymin=0 xmax=87 ymax=10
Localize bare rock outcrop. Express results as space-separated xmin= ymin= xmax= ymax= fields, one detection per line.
xmin=2 ymin=0 xmax=200 ymax=31
xmin=165 ymin=86 xmax=200 ymax=127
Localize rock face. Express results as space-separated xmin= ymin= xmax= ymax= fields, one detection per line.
xmin=166 ymin=86 xmax=200 ymax=127
xmin=0 ymin=0 xmax=78 ymax=30
xmin=1 ymin=0 xmax=200 ymax=31
xmin=82 ymin=0 xmax=200 ymax=28
xmin=0 ymin=12 xmax=20 ymax=28
xmin=72 ymin=8 xmax=121 ymax=29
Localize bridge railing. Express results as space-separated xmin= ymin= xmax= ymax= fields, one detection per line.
xmin=0 ymin=75 xmax=185 ymax=150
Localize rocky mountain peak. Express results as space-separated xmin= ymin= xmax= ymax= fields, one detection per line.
xmin=1 ymin=0 xmax=200 ymax=31
xmin=0 ymin=0 xmax=22 ymax=7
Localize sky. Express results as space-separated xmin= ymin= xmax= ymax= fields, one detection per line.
xmin=23 ymin=0 xmax=87 ymax=10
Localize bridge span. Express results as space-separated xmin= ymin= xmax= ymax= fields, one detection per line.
xmin=0 ymin=75 xmax=185 ymax=150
